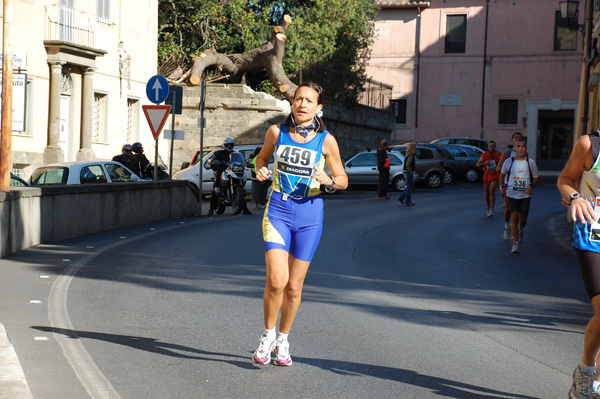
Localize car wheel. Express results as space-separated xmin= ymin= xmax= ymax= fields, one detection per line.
xmin=443 ymin=169 xmax=453 ymax=184
xmin=392 ymin=175 xmax=406 ymax=191
xmin=426 ymin=172 xmax=442 ymax=188
xmin=465 ymin=168 xmax=479 ymax=183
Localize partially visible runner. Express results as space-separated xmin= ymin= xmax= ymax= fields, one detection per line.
xmin=558 ymin=131 xmax=600 ymax=399
xmin=252 ymin=82 xmax=348 ymax=366
xmin=476 ymin=140 xmax=502 ymax=217
xmin=499 ymin=138 xmax=539 ymax=254
xmin=496 ymin=132 xmax=524 ymax=239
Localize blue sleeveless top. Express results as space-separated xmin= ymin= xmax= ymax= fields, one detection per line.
xmin=271 ymin=123 xmax=329 ymax=198
xmin=573 ymin=132 xmax=600 ymax=252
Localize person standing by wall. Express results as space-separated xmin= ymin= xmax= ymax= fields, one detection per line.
xmin=476 ymin=140 xmax=502 ymax=217
xmin=398 ymin=142 xmax=416 ymax=206
xmin=377 ymin=140 xmax=391 ymax=200
xmin=251 ymin=82 xmax=348 ymax=366
xmin=112 ymin=144 xmax=133 ymax=169
xmin=129 ymin=142 xmax=152 ymax=180
xmin=558 ymin=131 xmax=600 ymax=399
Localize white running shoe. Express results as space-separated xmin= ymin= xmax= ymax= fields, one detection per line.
xmin=503 ymin=228 xmax=510 ymax=241
xmin=252 ymin=332 xmax=276 ymax=365
xmin=511 ymin=242 xmax=519 ymax=254
xmin=490 ymin=208 xmax=494 ymax=216
xmin=569 ymin=365 xmax=600 ymax=399
xmin=518 ymin=229 xmax=523 ymax=243
xmin=273 ymin=340 xmax=293 ymax=366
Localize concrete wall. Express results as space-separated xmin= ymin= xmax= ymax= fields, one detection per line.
xmin=0 ymin=181 xmax=198 ymax=257
xmin=166 ymin=83 xmax=394 ymax=170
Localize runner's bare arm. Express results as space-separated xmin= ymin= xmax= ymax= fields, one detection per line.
xmin=320 ymin=134 xmax=348 ymax=190
xmin=558 ymin=135 xmax=596 ymax=223
xmin=256 ymin=125 xmax=279 ymax=182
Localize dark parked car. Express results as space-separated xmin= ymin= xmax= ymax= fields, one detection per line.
xmin=389 ymin=144 xmax=445 ymax=188
xmin=430 ymin=137 xmax=488 ymax=152
xmin=442 ymin=144 xmax=484 ymax=182
xmin=417 ymin=143 xmax=459 ymax=184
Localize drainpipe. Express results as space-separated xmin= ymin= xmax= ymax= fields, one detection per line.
xmin=581 ymin=0 xmax=593 ymax=137
xmin=480 ymin=0 xmax=490 ymax=138
xmin=415 ymin=7 xmax=422 ymax=128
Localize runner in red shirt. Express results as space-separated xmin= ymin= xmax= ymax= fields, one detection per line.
xmin=476 ymin=140 xmax=502 ymax=217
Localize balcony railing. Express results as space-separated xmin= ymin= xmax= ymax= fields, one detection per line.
xmin=45 ymin=5 xmax=112 ymax=51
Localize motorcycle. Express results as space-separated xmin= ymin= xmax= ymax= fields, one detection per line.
xmin=208 ymin=151 xmax=248 ymax=214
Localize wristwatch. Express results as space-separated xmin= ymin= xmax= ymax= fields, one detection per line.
xmin=569 ymin=192 xmax=581 ymax=205
xmin=325 ymin=176 xmax=336 ymax=189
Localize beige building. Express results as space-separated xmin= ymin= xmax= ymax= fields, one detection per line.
xmin=1 ymin=0 xmax=158 ymax=180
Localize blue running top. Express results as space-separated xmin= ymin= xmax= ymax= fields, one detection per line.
xmin=271 ymin=123 xmax=329 ymax=198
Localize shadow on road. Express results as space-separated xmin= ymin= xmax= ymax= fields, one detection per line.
xmin=295 ymin=355 xmax=539 ymax=399
xmin=32 ymin=326 xmax=538 ymax=399
xmin=31 ymin=326 xmax=259 ymax=370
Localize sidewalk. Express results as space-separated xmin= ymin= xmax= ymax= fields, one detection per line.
xmin=0 ymin=323 xmax=34 ymax=398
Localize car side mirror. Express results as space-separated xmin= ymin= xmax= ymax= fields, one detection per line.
xmin=206 ymin=160 xmax=212 ymax=169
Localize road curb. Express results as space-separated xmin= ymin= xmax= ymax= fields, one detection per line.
xmin=0 ymin=323 xmax=34 ymax=398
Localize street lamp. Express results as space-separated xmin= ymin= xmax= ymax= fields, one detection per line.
xmin=559 ymin=0 xmax=585 ymax=32
xmin=559 ymin=0 xmax=579 ymax=19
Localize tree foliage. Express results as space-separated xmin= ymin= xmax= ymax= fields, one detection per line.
xmin=158 ymin=0 xmax=379 ymax=103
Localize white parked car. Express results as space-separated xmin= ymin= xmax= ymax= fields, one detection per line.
xmin=30 ymin=161 xmax=141 ymax=186
xmin=344 ymin=150 xmax=406 ymax=191
xmin=172 ymin=145 xmax=274 ymax=195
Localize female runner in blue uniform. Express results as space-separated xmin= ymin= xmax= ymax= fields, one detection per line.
xmin=559 ymin=131 xmax=600 ymax=398
xmin=252 ymin=82 xmax=348 ymax=366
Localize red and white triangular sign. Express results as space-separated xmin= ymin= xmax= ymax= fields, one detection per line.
xmin=142 ymin=105 xmax=172 ymax=140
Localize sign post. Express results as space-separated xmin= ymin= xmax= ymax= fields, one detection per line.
xmin=165 ymin=86 xmax=183 ymax=177
xmin=145 ymin=75 xmax=169 ymax=180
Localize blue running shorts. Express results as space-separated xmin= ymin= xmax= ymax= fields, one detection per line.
xmin=262 ymin=191 xmax=324 ymax=262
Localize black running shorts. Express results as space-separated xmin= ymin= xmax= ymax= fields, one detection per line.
xmin=575 ymin=248 xmax=600 ymax=300
xmin=506 ymin=196 xmax=531 ymax=216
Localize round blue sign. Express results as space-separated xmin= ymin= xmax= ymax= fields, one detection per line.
xmin=146 ymin=75 xmax=170 ymax=104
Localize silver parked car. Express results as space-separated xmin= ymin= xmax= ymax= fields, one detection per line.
xmin=30 ymin=161 xmax=141 ymax=186
xmin=344 ymin=150 xmax=406 ymax=191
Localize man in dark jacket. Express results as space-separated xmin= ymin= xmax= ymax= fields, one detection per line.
xmin=112 ymin=144 xmax=132 ymax=168
xmin=129 ymin=142 xmax=152 ymax=179
xmin=377 ymin=140 xmax=390 ymax=199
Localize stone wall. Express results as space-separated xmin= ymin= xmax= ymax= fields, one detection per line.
xmin=169 ymin=83 xmax=394 ymax=170
xmin=0 ymin=181 xmax=198 ymax=257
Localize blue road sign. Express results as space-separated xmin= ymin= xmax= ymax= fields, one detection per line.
xmin=146 ymin=75 xmax=170 ymax=104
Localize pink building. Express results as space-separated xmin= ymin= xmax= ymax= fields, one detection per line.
xmin=367 ymin=0 xmax=583 ymax=171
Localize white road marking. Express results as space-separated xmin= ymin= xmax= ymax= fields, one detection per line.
xmin=48 ymin=219 xmax=204 ymax=398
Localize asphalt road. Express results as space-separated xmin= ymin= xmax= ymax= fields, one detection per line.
xmin=0 ymin=181 xmax=589 ymax=398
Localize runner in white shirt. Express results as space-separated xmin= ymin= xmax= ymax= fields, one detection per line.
xmin=499 ymin=139 xmax=540 ymax=254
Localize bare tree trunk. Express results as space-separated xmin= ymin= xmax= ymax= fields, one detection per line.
xmin=184 ymin=15 xmax=297 ymax=102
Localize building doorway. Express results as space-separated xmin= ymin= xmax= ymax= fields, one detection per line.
xmin=536 ymin=110 xmax=574 ymax=171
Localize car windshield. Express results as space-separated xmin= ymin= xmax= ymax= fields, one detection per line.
xmin=31 ymin=167 xmax=68 ymax=185
xmin=347 ymin=153 xmax=376 ymax=167
xmin=104 ymin=163 xmax=136 ymax=182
